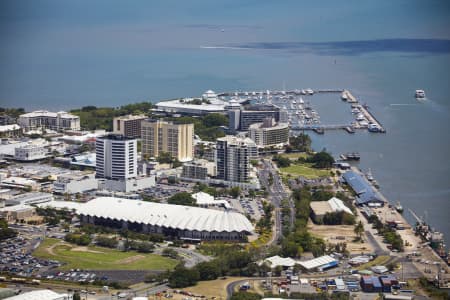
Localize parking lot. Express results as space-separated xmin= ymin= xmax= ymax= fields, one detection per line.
xmin=228 ymin=197 xmax=265 ymax=220
xmin=0 ymin=235 xmax=60 ymax=278
xmin=142 ymin=183 xmax=194 ymax=201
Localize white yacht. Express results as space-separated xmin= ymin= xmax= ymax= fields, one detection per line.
xmin=305 ymin=88 xmax=314 ymax=95
xmin=415 ymin=89 xmax=426 ymax=99
xmin=299 ymin=97 xmax=305 ymax=104
xmin=356 ymin=113 xmax=365 ymax=121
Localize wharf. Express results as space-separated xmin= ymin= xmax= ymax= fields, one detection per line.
xmin=291 ymin=124 xmax=358 ymax=135
xmin=343 ymin=90 xmax=386 ymax=133
xmin=218 ymin=89 xmax=342 ymax=97
xmin=342 ymin=90 xmax=358 ymax=103
xmin=350 ymin=167 xmax=450 ymax=283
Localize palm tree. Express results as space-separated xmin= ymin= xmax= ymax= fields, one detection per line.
xmin=354 ymin=221 xmax=364 ymax=241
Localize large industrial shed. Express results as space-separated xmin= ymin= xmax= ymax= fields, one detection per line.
xmin=44 ymin=197 xmax=254 ymax=241
xmin=342 ymin=171 xmax=384 ymax=207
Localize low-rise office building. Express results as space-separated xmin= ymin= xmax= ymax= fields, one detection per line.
xmin=181 ymin=159 xmax=216 ymax=180
xmin=0 ymin=124 xmax=22 ymax=138
xmin=53 ymin=172 xmax=98 ymax=194
xmin=1 ymin=176 xmax=40 ymax=191
xmin=0 ymin=204 xmax=36 ymax=223
xmin=14 ymin=144 xmax=48 ymax=161
xmin=7 ymin=192 xmax=53 ymax=206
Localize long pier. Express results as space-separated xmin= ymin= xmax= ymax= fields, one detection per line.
xmin=218 ymin=89 xmax=343 ymax=97
xmin=343 ymin=90 xmax=386 ymax=133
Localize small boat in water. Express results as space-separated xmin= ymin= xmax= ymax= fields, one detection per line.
xmin=415 ymin=89 xmax=426 ymax=99
xmin=366 ymin=169 xmax=374 ymax=181
xmin=395 ymin=201 xmax=403 ymax=213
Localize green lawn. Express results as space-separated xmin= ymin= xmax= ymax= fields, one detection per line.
xmin=33 ymin=238 xmax=178 ymax=271
xmin=280 ymin=163 xmax=331 ymax=179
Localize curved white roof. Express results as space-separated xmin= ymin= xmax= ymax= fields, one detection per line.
xmin=5 ymin=290 xmax=68 ymax=300
xmin=76 ymin=197 xmax=253 ymax=233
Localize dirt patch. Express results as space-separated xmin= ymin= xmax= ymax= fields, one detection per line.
xmin=307 ymin=220 xmax=373 ymax=254
xmin=71 ymin=246 xmax=105 ymax=254
xmin=46 ymin=241 xmax=69 ymax=256
xmin=116 ymin=255 xmax=145 ymax=264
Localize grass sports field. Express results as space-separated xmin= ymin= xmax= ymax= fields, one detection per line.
xmin=33 ymin=238 xmax=178 ymax=271
xmin=280 ymin=163 xmax=330 ymax=179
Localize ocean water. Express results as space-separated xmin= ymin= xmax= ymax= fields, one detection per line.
xmin=1 ymin=1 xmax=449 ymax=239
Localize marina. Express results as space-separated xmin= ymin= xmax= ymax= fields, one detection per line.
xmin=219 ymin=88 xmax=386 ymax=135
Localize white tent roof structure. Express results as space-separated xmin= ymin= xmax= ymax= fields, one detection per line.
xmin=5 ymin=289 xmax=69 ymax=300
xmin=262 ymin=255 xmax=298 ymax=268
xmin=41 ymin=197 xmax=253 ymax=233
xmin=328 ymin=197 xmax=353 ymax=215
xmin=192 ymin=192 xmax=231 ymax=209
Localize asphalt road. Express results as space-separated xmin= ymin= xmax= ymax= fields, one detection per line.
xmin=258 ymin=159 xmax=293 ymax=245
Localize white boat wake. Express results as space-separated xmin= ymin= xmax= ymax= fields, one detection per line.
xmin=200 ymin=46 xmax=250 ymax=50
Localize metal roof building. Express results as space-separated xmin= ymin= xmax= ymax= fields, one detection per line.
xmin=342 ymin=171 xmax=384 ymax=206
xmin=42 ymin=197 xmax=253 ymax=241
xmin=298 ymin=255 xmax=339 ymax=271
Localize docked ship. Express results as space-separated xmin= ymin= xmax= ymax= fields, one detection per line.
xmin=394 ymin=201 xmax=403 ymax=213
xmin=340 ymin=152 xmax=361 ymax=161
xmin=410 ymin=209 xmax=448 ymax=264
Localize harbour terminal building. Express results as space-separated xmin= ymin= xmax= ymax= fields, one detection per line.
xmin=41 ymin=197 xmax=254 ymax=241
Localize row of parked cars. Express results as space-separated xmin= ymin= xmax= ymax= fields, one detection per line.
xmin=39 ymin=270 xmax=105 ymax=283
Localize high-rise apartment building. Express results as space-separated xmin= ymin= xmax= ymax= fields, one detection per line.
xmin=141 ymin=120 xmax=194 ymax=162
xmin=216 ymin=136 xmax=257 ymax=183
xmin=95 ymin=134 xmax=137 ymax=180
xmin=113 ymin=114 xmax=146 ymax=138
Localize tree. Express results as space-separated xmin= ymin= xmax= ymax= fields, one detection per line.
xmin=168 ymin=192 xmax=195 ymax=206
xmin=162 ymin=248 xmax=178 ymax=259
xmin=229 ymin=187 xmax=241 ymax=198
xmin=288 ymin=134 xmax=312 ymax=152
xmin=95 ymin=236 xmax=118 ymax=248
xmin=157 ymin=152 xmax=174 ymax=164
xmin=168 ymin=265 xmax=200 ymax=288
xmin=308 ymin=151 xmax=335 ymax=169
xmin=354 ymin=221 xmax=364 ymax=241
xmin=137 ymin=242 xmax=154 ymax=253
xmin=73 ymin=292 xmax=81 ymax=300
xmin=196 ymin=261 xmax=221 ymax=280
xmin=230 ymin=292 xmax=262 ymax=300
xmin=0 ymin=219 xmax=17 ymax=241
xmin=272 ymin=154 xmax=291 ymax=168
xmin=203 ymin=113 xmax=228 ymax=127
